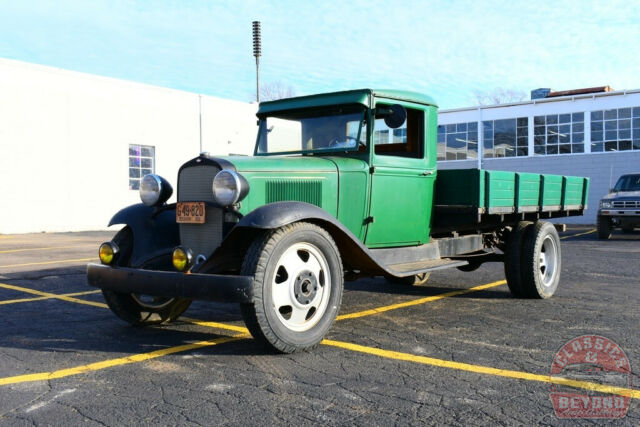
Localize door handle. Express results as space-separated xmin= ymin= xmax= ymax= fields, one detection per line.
xmin=421 ymin=171 xmax=434 ymax=176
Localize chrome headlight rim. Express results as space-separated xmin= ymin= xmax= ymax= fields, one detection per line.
xmin=139 ymin=174 xmax=173 ymax=207
xmin=212 ymin=169 xmax=248 ymax=206
xmin=600 ymin=200 xmax=612 ymax=209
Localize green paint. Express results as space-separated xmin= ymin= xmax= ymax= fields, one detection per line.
xmin=207 ymin=89 xmax=588 ymax=249
xmin=541 ymin=175 xmax=563 ymax=208
xmin=516 ymin=172 xmax=541 ymax=209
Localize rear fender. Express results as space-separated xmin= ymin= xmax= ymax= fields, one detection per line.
xmin=108 ymin=204 xmax=179 ymax=268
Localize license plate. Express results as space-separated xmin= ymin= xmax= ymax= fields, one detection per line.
xmin=176 ymin=202 xmax=206 ymax=224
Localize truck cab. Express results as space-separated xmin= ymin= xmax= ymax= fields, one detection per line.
xmin=88 ymin=89 xmax=589 ymax=353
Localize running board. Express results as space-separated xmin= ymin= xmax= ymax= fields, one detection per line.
xmin=385 ymin=258 xmax=468 ymax=277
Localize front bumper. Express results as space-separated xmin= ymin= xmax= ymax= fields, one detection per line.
xmin=87 ymin=263 xmax=254 ymax=303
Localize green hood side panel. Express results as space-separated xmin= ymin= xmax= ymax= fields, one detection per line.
xmin=230 ymin=155 xmax=339 ymax=220
xmin=226 ymin=155 xmax=370 ymax=241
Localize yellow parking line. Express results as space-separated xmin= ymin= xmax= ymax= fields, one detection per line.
xmin=169 ymin=320 xmax=640 ymax=401
xmin=3 ymin=282 xmax=637 ymax=402
xmin=0 ymin=335 xmax=247 ymax=386
xmin=0 ymin=290 xmax=101 ymax=306
xmin=560 ymin=229 xmax=596 ymax=240
xmin=321 ymin=339 xmax=639 ymax=399
xmin=0 ymin=245 xmax=94 ymax=254
xmin=336 ymin=280 xmax=506 ymax=321
xmin=0 ymin=258 xmax=94 ymax=269
xmin=0 ymin=283 xmax=107 ymax=308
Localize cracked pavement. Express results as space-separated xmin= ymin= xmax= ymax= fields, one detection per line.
xmin=0 ymin=228 xmax=638 ymax=425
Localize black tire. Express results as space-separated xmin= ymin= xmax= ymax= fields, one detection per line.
xmin=597 ymin=216 xmax=612 ymax=240
xmin=520 ymin=221 xmax=561 ymax=299
xmin=504 ymin=221 xmax=532 ymax=298
xmin=240 ymin=222 xmax=344 ymax=353
xmin=385 ymin=272 xmax=430 ymax=286
xmin=102 ymin=227 xmax=192 ymax=326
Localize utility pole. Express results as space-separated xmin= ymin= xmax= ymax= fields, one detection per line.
xmin=252 ymin=21 xmax=261 ymax=103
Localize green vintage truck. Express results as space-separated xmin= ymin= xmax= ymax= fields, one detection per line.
xmin=87 ymin=89 xmax=589 ymax=353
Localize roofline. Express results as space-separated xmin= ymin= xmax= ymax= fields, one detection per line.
xmin=440 ymin=88 xmax=640 ymax=113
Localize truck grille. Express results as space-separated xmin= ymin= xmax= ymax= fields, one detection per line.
xmin=178 ymin=164 xmax=224 ymax=258
xmin=612 ymin=200 xmax=640 ymax=208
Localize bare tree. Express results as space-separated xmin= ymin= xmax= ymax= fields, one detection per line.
xmin=473 ymin=87 xmax=527 ymax=106
xmin=260 ymin=81 xmax=296 ymax=101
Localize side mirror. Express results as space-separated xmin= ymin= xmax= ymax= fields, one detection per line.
xmin=374 ymin=104 xmax=407 ymax=129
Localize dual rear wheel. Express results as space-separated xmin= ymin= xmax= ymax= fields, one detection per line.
xmin=504 ymin=221 xmax=561 ymax=299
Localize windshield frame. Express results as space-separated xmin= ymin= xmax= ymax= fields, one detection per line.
xmin=254 ymin=105 xmax=367 ymax=156
xmin=613 ymin=174 xmax=640 ymax=192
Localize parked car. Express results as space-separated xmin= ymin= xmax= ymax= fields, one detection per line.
xmin=597 ymin=173 xmax=640 ymax=239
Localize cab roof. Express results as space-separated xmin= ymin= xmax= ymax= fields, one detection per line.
xmin=257 ymin=89 xmax=438 ymax=116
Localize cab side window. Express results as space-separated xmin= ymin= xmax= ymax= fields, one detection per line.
xmin=373 ymin=106 xmax=424 ymax=158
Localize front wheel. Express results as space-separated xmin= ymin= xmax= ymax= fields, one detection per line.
xmin=520 ymin=221 xmax=561 ymax=299
xmin=101 ymin=227 xmax=192 ymax=326
xmin=597 ymin=216 xmax=612 ymax=240
xmin=240 ymin=222 xmax=343 ymax=353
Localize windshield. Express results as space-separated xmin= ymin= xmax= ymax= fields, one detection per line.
xmin=613 ymin=174 xmax=640 ymax=192
xmin=256 ymin=105 xmax=366 ymax=155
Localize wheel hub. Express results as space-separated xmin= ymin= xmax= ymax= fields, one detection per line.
xmin=294 ymin=271 xmax=318 ymax=305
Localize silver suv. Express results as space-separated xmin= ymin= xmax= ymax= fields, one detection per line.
xmin=598 ymin=173 xmax=640 ymax=239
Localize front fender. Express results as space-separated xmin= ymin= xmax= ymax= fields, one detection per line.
xmin=201 ymin=202 xmax=383 ymax=275
xmin=108 ymin=204 xmax=179 ymax=268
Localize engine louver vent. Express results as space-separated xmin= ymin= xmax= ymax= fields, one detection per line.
xmin=265 ymin=179 xmax=322 ymax=207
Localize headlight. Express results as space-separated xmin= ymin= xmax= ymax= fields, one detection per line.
xmin=212 ymin=170 xmax=249 ymax=206
xmin=600 ymin=201 xmax=612 ymax=209
xmin=140 ymin=174 xmax=173 ymax=206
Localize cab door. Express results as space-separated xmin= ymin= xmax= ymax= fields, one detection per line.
xmin=364 ymin=101 xmax=435 ymax=248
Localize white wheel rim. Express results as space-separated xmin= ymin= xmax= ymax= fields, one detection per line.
xmin=539 ymin=236 xmax=558 ymax=288
xmin=271 ymin=242 xmax=331 ymax=332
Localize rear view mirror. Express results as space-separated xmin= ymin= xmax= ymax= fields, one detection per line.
xmin=375 ymin=104 xmax=407 ymax=129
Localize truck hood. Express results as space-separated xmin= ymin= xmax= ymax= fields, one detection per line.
xmin=223 ymin=155 xmax=338 ymax=173
xmin=218 ymin=155 xmax=340 ymax=217
xmin=601 ymin=191 xmax=640 ymax=201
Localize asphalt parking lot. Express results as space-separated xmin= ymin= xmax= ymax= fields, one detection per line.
xmin=0 ymin=227 xmax=638 ymax=425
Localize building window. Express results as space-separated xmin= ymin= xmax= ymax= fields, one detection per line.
xmin=533 ymin=112 xmax=584 ymax=155
xmin=128 ymin=144 xmax=155 ymax=190
xmin=482 ymin=118 xmax=527 ymax=158
xmin=591 ymin=107 xmax=640 ymax=152
xmin=437 ymin=122 xmax=478 ymax=161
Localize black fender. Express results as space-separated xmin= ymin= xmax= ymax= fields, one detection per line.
xmin=108 ymin=204 xmax=179 ymax=268
xmin=201 ymin=201 xmax=384 ymax=275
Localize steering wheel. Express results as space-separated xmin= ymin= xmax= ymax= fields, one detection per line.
xmin=329 ymin=136 xmax=358 ymax=148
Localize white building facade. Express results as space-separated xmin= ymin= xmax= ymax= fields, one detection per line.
xmin=0 ymin=58 xmax=257 ymax=234
xmin=437 ymin=89 xmax=640 ymax=224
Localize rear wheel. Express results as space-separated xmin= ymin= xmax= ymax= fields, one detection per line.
xmin=519 ymin=221 xmax=561 ymax=299
xmin=504 ymin=221 xmax=532 ymax=298
xmin=597 ymin=216 xmax=612 ymax=240
xmin=101 ymin=227 xmax=191 ymax=326
xmin=385 ymin=272 xmax=430 ymax=286
xmin=240 ymin=222 xmax=343 ymax=353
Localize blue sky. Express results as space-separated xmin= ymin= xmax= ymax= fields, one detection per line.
xmin=1 ymin=0 xmax=639 ymax=108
